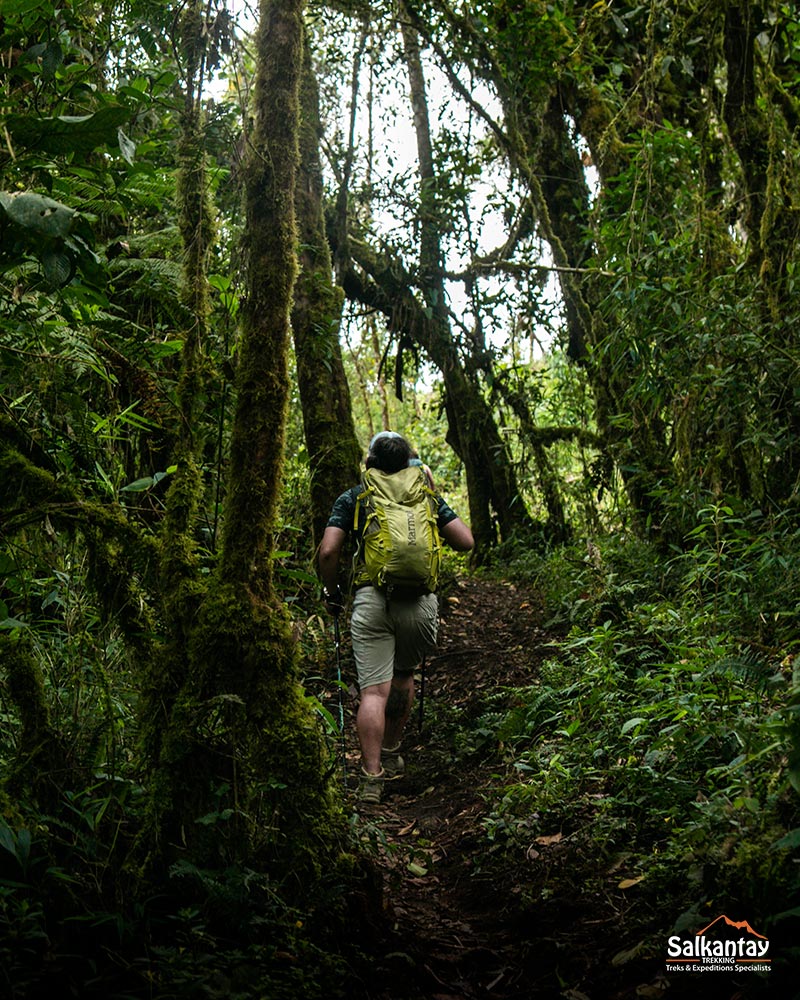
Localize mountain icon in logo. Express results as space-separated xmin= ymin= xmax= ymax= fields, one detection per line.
xmin=695 ymin=915 xmax=767 ymax=940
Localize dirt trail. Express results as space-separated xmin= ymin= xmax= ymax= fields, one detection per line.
xmin=344 ymin=578 xmax=558 ymax=1000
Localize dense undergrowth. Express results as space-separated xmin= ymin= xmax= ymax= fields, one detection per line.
xmin=0 ymin=776 xmax=363 ymax=999
xmin=463 ymin=503 xmax=800 ymax=986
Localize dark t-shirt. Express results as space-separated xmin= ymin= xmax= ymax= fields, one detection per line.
xmin=327 ymin=485 xmax=460 ymax=539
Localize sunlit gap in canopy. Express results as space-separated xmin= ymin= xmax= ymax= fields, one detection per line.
xmin=353 ymin=40 xmax=565 ymax=393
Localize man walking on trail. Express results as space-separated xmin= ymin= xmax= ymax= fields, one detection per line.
xmin=319 ymin=431 xmax=474 ymax=804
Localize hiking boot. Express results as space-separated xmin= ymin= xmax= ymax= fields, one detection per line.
xmin=357 ymin=768 xmax=385 ymax=804
xmin=381 ymin=747 xmax=405 ymax=780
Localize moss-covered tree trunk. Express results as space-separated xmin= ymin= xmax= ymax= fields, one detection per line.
xmin=292 ymin=35 xmax=361 ymax=549
xmin=139 ymin=0 xmax=215 ymax=771
xmin=145 ymin=0 xmax=343 ymax=878
xmin=720 ymin=2 xmax=800 ymax=503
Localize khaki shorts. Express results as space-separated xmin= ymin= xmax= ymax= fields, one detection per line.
xmin=350 ymin=587 xmax=438 ymax=689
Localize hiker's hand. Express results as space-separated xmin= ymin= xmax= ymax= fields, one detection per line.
xmin=321 ymin=585 xmax=345 ymax=615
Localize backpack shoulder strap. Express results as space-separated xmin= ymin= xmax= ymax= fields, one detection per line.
xmin=353 ymin=479 xmax=373 ymax=531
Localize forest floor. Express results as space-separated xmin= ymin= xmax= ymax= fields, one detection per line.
xmin=338 ymin=578 xmax=769 ymax=1000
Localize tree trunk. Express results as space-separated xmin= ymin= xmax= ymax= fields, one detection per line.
xmin=292 ymin=35 xmax=361 ymax=549
xmin=494 ymin=372 xmax=574 ymax=542
xmin=137 ymin=0 xmax=215 ymax=775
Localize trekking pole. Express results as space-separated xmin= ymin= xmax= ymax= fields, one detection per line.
xmin=332 ymin=611 xmax=347 ymax=791
xmin=418 ymin=655 xmax=426 ymax=733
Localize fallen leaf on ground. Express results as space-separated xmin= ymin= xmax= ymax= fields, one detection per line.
xmin=535 ymin=832 xmax=563 ymax=846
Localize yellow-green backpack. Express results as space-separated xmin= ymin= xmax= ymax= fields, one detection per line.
xmin=354 ymin=465 xmax=442 ymax=597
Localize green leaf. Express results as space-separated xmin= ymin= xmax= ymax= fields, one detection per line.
xmin=621 ymin=717 xmax=647 ymax=735
xmin=4 ymin=0 xmax=49 ymax=12
xmin=208 ymin=273 xmax=232 ymax=291
xmin=137 ymin=27 xmax=159 ymax=59
xmin=150 ymin=340 xmax=183 ymax=359
xmin=118 ymin=128 xmax=136 ymax=165
xmin=121 ymin=476 xmax=155 ymax=492
xmin=15 ymin=829 xmax=31 ymax=870
xmin=40 ymin=40 xmax=63 ymax=81
xmin=0 ymin=617 xmax=29 ymax=629
xmin=41 ymin=249 xmax=74 ymax=286
xmin=5 ymin=105 xmax=130 ymax=156
xmin=0 ymin=824 xmax=17 ymax=857
xmin=311 ymin=701 xmax=339 ymax=733
xmin=0 ymin=191 xmax=74 ymax=239
xmin=771 ymin=827 xmax=800 ymax=851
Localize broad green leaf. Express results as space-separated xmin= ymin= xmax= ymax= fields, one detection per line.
xmin=40 ymin=41 xmax=63 ymax=80
xmin=0 ymin=617 xmax=29 ymax=629
xmin=150 ymin=339 xmax=184 ymax=359
xmin=5 ymin=105 xmax=130 ymax=156
xmin=0 ymin=191 xmax=74 ymax=239
xmin=41 ymin=249 xmax=74 ymax=286
xmin=3 ymin=0 xmax=49 ymax=12
xmin=15 ymin=829 xmax=31 ymax=870
xmin=0 ymin=824 xmax=17 ymax=856
xmin=771 ymin=827 xmax=800 ymax=851
xmin=208 ymin=273 xmax=232 ymax=291
xmin=121 ymin=476 xmax=155 ymax=492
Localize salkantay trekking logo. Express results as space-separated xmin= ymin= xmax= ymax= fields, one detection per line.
xmin=666 ymin=914 xmax=770 ymax=974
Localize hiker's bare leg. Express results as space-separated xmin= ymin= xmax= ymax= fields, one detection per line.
xmin=357 ymin=679 xmax=391 ymax=774
xmin=384 ymin=672 xmax=414 ymax=749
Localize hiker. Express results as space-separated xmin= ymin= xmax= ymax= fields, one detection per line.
xmin=319 ymin=430 xmax=474 ymax=804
